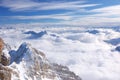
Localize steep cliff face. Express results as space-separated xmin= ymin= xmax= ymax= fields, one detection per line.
xmin=3 ymin=42 xmax=82 ymax=80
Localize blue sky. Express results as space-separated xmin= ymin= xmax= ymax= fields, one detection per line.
xmin=0 ymin=0 xmax=120 ymax=26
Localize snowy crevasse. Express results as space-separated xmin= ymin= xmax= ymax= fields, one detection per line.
xmin=7 ymin=42 xmax=81 ymax=80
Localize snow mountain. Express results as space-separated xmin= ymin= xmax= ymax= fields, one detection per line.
xmin=3 ymin=42 xmax=81 ymax=80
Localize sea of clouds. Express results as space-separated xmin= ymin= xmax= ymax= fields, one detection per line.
xmin=0 ymin=26 xmax=120 ymax=80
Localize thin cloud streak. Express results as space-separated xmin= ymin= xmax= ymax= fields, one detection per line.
xmin=90 ymin=5 xmax=120 ymax=17
xmin=10 ymin=15 xmax=73 ymax=20
xmin=61 ymin=5 xmax=120 ymax=26
xmin=0 ymin=0 xmax=99 ymax=11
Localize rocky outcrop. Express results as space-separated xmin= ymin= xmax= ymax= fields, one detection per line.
xmin=0 ymin=38 xmax=10 ymax=66
xmin=53 ymin=63 xmax=81 ymax=80
xmin=0 ymin=38 xmax=4 ymax=62
xmin=0 ymin=38 xmax=4 ymax=53
xmin=0 ymin=64 xmax=12 ymax=80
xmin=1 ymin=54 xmax=10 ymax=66
xmin=0 ymin=38 xmax=11 ymax=80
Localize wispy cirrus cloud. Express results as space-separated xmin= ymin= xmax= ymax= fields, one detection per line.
xmin=60 ymin=5 xmax=120 ymax=26
xmin=0 ymin=0 xmax=100 ymax=24
xmin=90 ymin=5 xmax=120 ymax=17
xmin=0 ymin=0 xmax=99 ymax=11
xmin=9 ymin=14 xmax=73 ymax=20
xmin=0 ymin=0 xmax=120 ymax=27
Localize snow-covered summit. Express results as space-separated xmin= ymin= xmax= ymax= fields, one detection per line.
xmin=5 ymin=42 xmax=81 ymax=80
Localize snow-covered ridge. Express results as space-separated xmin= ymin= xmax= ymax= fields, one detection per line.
xmin=5 ymin=42 xmax=81 ymax=80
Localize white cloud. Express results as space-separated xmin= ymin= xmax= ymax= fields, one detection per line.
xmin=1 ymin=13 xmax=73 ymax=21
xmin=90 ymin=5 xmax=120 ymax=17
xmin=1 ymin=0 xmax=120 ymax=27
xmin=60 ymin=5 xmax=120 ymax=27
xmin=0 ymin=0 xmax=99 ymax=11
xmin=39 ymin=3 xmax=99 ymax=11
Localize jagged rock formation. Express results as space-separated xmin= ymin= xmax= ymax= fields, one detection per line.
xmin=0 ymin=42 xmax=11 ymax=66
xmin=0 ymin=64 xmax=12 ymax=80
xmin=1 ymin=42 xmax=81 ymax=80
xmin=0 ymin=38 xmax=11 ymax=80
xmin=53 ymin=63 xmax=81 ymax=80
xmin=0 ymin=38 xmax=4 ymax=62
xmin=0 ymin=38 xmax=4 ymax=53
xmin=1 ymin=55 xmax=10 ymax=66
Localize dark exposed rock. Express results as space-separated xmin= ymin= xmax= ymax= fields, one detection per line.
xmin=0 ymin=38 xmax=4 ymax=53
xmin=1 ymin=54 xmax=10 ymax=66
xmin=0 ymin=38 xmax=4 ymax=63
xmin=0 ymin=64 xmax=12 ymax=80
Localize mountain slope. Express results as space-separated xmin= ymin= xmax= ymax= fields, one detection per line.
xmin=4 ymin=42 xmax=81 ymax=80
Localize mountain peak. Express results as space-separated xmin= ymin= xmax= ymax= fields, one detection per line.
xmin=0 ymin=42 xmax=82 ymax=80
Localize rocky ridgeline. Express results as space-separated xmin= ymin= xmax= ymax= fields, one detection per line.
xmin=0 ymin=38 xmax=11 ymax=80
xmin=0 ymin=40 xmax=82 ymax=80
